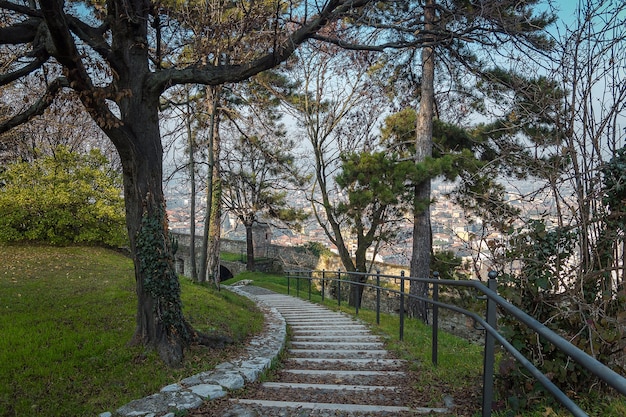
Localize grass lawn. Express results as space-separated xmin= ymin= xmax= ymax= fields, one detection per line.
xmin=0 ymin=245 xmax=264 ymax=417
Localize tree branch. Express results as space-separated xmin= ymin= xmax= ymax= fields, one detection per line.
xmin=0 ymin=77 xmax=69 ymax=134
xmin=38 ymin=0 xmax=94 ymax=93
xmin=0 ymin=17 xmax=41 ymax=44
xmin=146 ymin=0 xmax=368 ymax=94
xmin=309 ymin=34 xmax=414 ymax=51
xmin=0 ymin=47 xmax=49 ymax=86
xmin=65 ymin=15 xmax=118 ymax=71
xmin=0 ymin=1 xmax=42 ymax=19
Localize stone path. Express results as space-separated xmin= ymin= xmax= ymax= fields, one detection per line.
xmin=105 ymin=285 xmax=451 ymax=417
xmin=218 ymin=287 xmax=450 ymax=416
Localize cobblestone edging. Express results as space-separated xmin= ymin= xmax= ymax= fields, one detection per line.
xmin=99 ymin=285 xmax=286 ymax=417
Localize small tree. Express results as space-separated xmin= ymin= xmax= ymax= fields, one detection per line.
xmin=221 ymin=131 xmax=306 ymax=270
xmin=0 ymin=146 xmax=127 ymax=246
xmin=334 ymin=150 xmax=417 ymax=305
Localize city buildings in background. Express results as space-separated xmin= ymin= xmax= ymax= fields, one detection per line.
xmin=165 ymin=179 xmax=560 ymax=279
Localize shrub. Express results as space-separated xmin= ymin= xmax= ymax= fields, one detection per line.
xmin=0 ymin=146 xmax=127 ymax=246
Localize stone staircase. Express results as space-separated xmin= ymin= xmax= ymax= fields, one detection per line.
xmin=226 ymin=292 xmax=449 ymax=416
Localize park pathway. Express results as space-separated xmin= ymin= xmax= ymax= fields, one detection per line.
xmin=220 ymin=287 xmax=450 ymax=416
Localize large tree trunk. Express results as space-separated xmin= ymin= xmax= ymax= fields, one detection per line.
xmin=110 ymin=14 xmax=190 ymax=366
xmin=408 ymin=0 xmax=435 ymax=323
xmin=186 ymin=95 xmax=198 ymax=281
xmin=349 ymin=245 xmax=369 ymax=308
xmin=409 ymin=183 xmax=432 ymax=321
xmin=119 ymin=115 xmax=191 ymax=367
xmin=208 ymin=214 xmax=221 ymax=285
xmin=199 ymin=87 xmax=220 ymax=282
xmin=207 ymin=134 xmax=222 ymax=287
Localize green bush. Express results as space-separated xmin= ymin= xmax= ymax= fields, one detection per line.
xmin=297 ymin=241 xmax=331 ymax=257
xmin=0 ymin=146 xmax=127 ymax=246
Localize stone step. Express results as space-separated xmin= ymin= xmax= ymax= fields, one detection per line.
xmin=292 ymin=329 xmax=370 ymax=337
xmin=288 ymin=348 xmax=389 ymax=358
xmin=276 ymin=369 xmax=406 ymax=386
xmin=279 ymin=310 xmax=348 ymax=314
xmin=289 ymin=323 xmax=368 ymax=328
xmin=279 ymin=311 xmax=339 ymax=316
xmin=282 ymin=369 xmax=405 ymax=377
xmin=285 ymin=317 xmax=362 ymax=326
xmin=277 ymin=312 xmax=333 ymax=315
xmin=292 ymin=334 xmax=380 ymax=341
xmin=286 ymin=357 xmax=405 ymax=370
xmin=289 ymin=320 xmax=364 ymax=323
xmin=261 ymin=382 xmax=399 ymax=391
xmin=290 ymin=341 xmax=384 ymax=348
xmin=290 ymin=323 xmax=367 ymax=328
xmin=238 ymin=386 xmax=409 ymax=407
xmin=231 ymin=399 xmax=449 ymax=414
xmin=278 ymin=369 xmax=406 ymax=386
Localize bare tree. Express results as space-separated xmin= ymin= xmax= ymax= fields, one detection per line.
xmin=198 ymin=85 xmax=222 ymax=285
xmin=277 ymin=45 xmax=415 ymax=306
xmin=160 ymin=85 xmax=205 ymax=281
xmin=0 ymin=85 xmax=117 ymax=165
xmin=221 ymin=105 xmax=306 ymax=271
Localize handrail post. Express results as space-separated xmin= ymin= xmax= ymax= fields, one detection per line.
xmin=376 ymin=270 xmax=381 ymax=325
xmin=321 ymin=269 xmax=326 ymax=302
xmin=308 ymin=270 xmax=312 ymax=300
xmin=287 ymin=271 xmax=291 ymax=295
xmin=296 ymin=270 xmax=300 ymax=298
xmin=432 ymin=271 xmax=440 ymax=366
xmin=337 ymin=269 xmax=341 ymax=307
xmin=355 ymin=272 xmax=360 ymax=316
xmin=400 ymin=270 xmax=405 ymax=341
xmin=482 ymin=271 xmax=498 ymax=417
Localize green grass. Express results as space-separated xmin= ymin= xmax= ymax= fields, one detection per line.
xmin=224 ymin=272 xmax=626 ymax=417
xmin=0 ymin=245 xmax=264 ymax=417
xmin=228 ymin=271 xmax=289 ymax=293
xmin=220 ymin=251 xmax=245 ymax=262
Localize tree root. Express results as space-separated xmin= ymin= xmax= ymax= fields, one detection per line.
xmin=192 ymin=330 xmax=235 ymax=349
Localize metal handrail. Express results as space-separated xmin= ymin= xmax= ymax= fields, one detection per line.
xmin=284 ymin=268 xmax=626 ymax=417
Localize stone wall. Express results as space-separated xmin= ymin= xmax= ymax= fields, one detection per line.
xmin=171 ymin=232 xmax=409 ymax=278
xmin=170 ymin=233 xmax=318 ymax=278
xmin=314 ymin=255 xmax=408 ymax=277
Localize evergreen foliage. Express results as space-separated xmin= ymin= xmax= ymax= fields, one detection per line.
xmin=0 ymin=146 xmax=127 ymax=247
